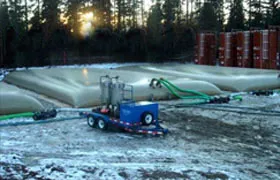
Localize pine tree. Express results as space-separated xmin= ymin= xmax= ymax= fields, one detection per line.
xmin=226 ymin=0 xmax=245 ymax=31
xmin=8 ymin=0 xmax=25 ymax=35
xmin=249 ymin=0 xmax=266 ymax=28
xmin=265 ymin=0 xmax=280 ymax=26
xmin=0 ymin=0 xmax=10 ymax=65
xmin=98 ymin=0 xmax=112 ymax=28
xmin=30 ymin=0 xmax=42 ymax=30
xmin=147 ymin=1 xmax=163 ymax=46
xmin=115 ymin=0 xmax=122 ymax=30
xmin=42 ymin=0 xmax=60 ymax=30
xmin=66 ymin=0 xmax=82 ymax=36
xmin=198 ymin=2 xmax=218 ymax=31
xmin=140 ymin=0 xmax=144 ymax=27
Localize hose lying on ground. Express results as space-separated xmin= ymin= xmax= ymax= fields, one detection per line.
xmin=150 ymin=78 xmax=242 ymax=105
xmin=0 ymin=116 xmax=82 ymax=127
xmin=0 ymin=112 xmax=34 ymax=121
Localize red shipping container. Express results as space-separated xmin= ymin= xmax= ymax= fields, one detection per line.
xmin=218 ymin=33 xmax=225 ymax=66
xmin=236 ymin=31 xmax=253 ymax=68
xmin=195 ymin=33 xmax=216 ymax=65
xmin=243 ymin=31 xmax=253 ymax=68
xmin=194 ymin=34 xmax=199 ymax=64
xmin=261 ymin=30 xmax=270 ymax=69
xmin=269 ymin=29 xmax=278 ymax=69
xmin=205 ymin=33 xmax=216 ymax=65
xmin=231 ymin=32 xmax=237 ymax=67
xmin=219 ymin=32 xmax=237 ymax=67
xmin=236 ymin=31 xmax=244 ymax=67
xmin=253 ymin=31 xmax=262 ymax=68
xmin=253 ymin=30 xmax=270 ymax=69
xmin=277 ymin=30 xmax=280 ymax=70
xmin=194 ymin=33 xmax=207 ymax=65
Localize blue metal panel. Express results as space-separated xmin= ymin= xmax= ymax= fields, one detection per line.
xmin=120 ymin=101 xmax=158 ymax=124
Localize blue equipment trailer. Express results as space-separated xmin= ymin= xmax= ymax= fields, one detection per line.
xmin=80 ymin=75 xmax=168 ymax=135
xmin=80 ymin=101 xmax=168 ymax=135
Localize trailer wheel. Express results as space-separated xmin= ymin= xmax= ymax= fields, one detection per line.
xmin=97 ymin=118 xmax=108 ymax=130
xmin=141 ymin=112 xmax=154 ymax=125
xmin=87 ymin=116 xmax=96 ymax=128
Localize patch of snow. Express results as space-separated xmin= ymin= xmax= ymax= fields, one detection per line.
xmin=0 ymin=153 xmax=23 ymax=165
xmin=0 ymin=69 xmax=9 ymax=81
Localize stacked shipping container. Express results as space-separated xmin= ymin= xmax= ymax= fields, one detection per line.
xmin=219 ymin=32 xmax=237 ymax=67
xmin=268 ymin=29 xmax=280 ymax=69
xmin=195 ymin=28 xmax=280 ymax=70
xmin=253 ymin=29 xmax=280 ymax=69
xmin=194 ymin=32 xmax=216 ymax=65
xmin=236 ymin=31 xmax=253 ymax=68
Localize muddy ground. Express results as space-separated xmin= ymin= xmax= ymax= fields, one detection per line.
xmin=0 ymin=95 xmax=280 ymax=180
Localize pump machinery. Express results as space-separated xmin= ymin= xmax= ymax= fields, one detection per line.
xmin=80 ymin=75 xmax=168 ymax=135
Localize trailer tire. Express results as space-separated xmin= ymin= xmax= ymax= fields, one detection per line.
xmin=141 ymin=112 xmax=154 ymax=125
xmin=87 ymin=116 xmax=96 ymax=128
xmin=97 ymin=118 xmax=108 ymax=130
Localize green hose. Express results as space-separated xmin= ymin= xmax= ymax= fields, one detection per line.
xmin=159 ymin=78 xmax=211 ymax=99
xmin=158 ymin=79 xmax=210 ymax=101
xmin=153 ymin=78 xmax=244 ymax=105
xmin=231 ymin=95 xmax=243 ymax=101
xmin=0 ymin=112 xmax=34 ymax=121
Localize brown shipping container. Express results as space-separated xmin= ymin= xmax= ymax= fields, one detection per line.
xmin=219 ymin=32 xmax=237 ymax=67
xmin=194 ymin=33 xmax=207 ymax=65
xmin=269 ymin=29 xmax=278 ymax=69
xmin=218 ymin=33 xmax=225 ymax=66
xmin=236 ymin=31 xmax=253 ymax=68
xmin=261 ymin=30 xmax=270 ymax=69
xmin=236 ymin=32 xmax=244 ymax=67
xmin=277 ymin=30 xmax=280 ymax=70
xmin=231 ymin=32 xmax=237 ymax=67
xmin=206 ymin=33 xmax=216 ymax=65
xmin=243 ymin=31 xmax=253 ymax=68
xmin=195 ymin=33 xmax=216 ymax=65
xmin=253 ymin=31 xmax=262 ymax=68
xmin=194 ymin=33 xmax=199 ymax=64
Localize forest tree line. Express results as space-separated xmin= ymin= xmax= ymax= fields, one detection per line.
xmin=0 ymin=0 xmax=279 ymax=67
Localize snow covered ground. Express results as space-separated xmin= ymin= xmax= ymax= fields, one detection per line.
xmin=1 ymin=63 xmax=279 ymax=179
xmin=1 ymin=94 xmax=280 ymax=180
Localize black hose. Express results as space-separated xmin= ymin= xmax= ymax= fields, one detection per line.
xmin=193 ymin=104 xmax=280 ymax=114
xmin=171 ymin=104 xmax=280 ymax=117
xmin=0 ymin=116 xmax=82 ymax=127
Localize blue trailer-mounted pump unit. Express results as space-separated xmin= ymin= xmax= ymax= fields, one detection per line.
xmin=80 ymin=75 xmax=168 ymax=135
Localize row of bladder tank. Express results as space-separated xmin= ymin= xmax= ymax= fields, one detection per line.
xmin=194 ymin=28 xmax=280 ymax=69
